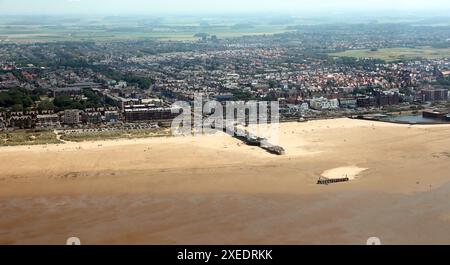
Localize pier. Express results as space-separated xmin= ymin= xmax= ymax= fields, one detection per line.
xmin=317 ymin=177 xmax=350 ymax=185
xmin=224 ymin=124 xmax=285 ymax=156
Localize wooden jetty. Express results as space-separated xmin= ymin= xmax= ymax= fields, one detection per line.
xmin=224 ymin=123 xmax=285 ymax=156
xmin=260 ymin=139 xmax=285 ymax=155
xmin=317 ymin=177 xmax=350 ymax=185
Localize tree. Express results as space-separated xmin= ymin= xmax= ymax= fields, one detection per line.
xmin=83 ymin=88 xmax=102 ymax=107
xmin=37 ymin=100 xmax=55 ymax=112
xmin=54 ymin=95 xmax=77 ymax=110
xmin=435 ymin=76 xmax=450 ymax=86
xmin=268 ymin=80 xmax=277 ymax=89
xmin=264 ymin=91 xmax=278 ymax=101
xmin=0 ymin=88 xmax=34 ymax=109
xmin=231 ymin=89 xmax=255 ymax=101
xmin=11 ymin=104 xmax=23 ymax=112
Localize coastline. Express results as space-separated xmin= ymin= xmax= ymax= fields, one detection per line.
xmin=2 ymin=117 xmax=450 ymax=150
xmin=1 ymin=118 xmax=450 ymax=244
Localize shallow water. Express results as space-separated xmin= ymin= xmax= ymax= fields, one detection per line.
xmin=382 ymin=115 xmax=450 ymax=124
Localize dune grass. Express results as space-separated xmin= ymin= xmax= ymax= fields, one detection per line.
xmin=0 ymin=130 xmax=62 ymax=146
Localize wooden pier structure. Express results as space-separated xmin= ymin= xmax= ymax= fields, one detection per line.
xmin=224 ymin=123 xmax=285 ymax=156
xmin=317 ymin=177 xmax=350 ymax=185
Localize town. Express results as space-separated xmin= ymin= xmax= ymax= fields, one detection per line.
xmin=1 ymin=23 xmax=450 ymax=136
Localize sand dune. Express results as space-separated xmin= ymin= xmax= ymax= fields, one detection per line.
xmin=1 ymin=118 xmax=450 ymax=244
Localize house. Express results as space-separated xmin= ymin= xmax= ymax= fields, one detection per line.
xmin=36 ymin=114 xmax=60 ymax=127
xmin=82 ymin=112 xmax=102 ymax=124
xmin=9 ymin=115 xmax=34 ymax=129
xmin=285 ymin=103 xmax=309 ymax=114
xmin=0 ymin=116 xmax=5 ymax=129
xmin=441 ymin=70 xmax=450 ymax=77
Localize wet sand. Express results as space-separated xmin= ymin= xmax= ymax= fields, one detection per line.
xmin=1 ymin=118 xmax=450 ymax=244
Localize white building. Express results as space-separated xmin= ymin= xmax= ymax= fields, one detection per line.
xmin=309 ymin=97 xmax=339 ymax=110
xmin=285 ymin=103 xmax=309 ymax=114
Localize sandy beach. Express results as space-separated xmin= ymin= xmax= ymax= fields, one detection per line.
xmin=1 ymin=118 xmax=450 ymax=244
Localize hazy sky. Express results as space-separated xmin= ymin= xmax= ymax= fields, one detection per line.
xmin=1 ymin=0 xmax=450 ymax=15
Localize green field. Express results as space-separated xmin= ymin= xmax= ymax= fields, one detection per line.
xmin=0 ymin=26 xmax=291 ymax=42
xmin=0 ymin=16 xmax=293 ymax=42
xmin=330 ymin=47 xmax=450 ymax=61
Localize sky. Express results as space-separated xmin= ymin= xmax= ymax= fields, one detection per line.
xmin=0 ymin=0 xmax=450 ymax=15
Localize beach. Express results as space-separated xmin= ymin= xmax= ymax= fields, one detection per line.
xmin=1 ymin=118 xmax=450 ymax=244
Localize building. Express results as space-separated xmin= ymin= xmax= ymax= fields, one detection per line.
xmin=105 ymin=95 xmax=140 ymax=110
xmin=284 ymin=103 xmax=309 ymax=114
xmin=441 ymin=70 xmax=450 ymax=77
xmin=309 ymin=97 xmax=339 ymax=110
xmin=9 ymin=116 xmax=34 ymax=129
xmin=82 ymin=112 xmax=102 ymax=124
xmin=339 ymin=98 xmax=358 ymax=109
xmin=105 ymin=111 xmax=120 ymax=123
xmin=51 ymin=87 xmax=83 ymax=98
xmin=0 ymin=116 xmax=5 ymax=129
xmin=423 ymin=109 xmax=448 ymax=120
xmin=64 ymin=109 xmax=81 ymax=125
xmin=420 ymin=88 xmax=449 ymax=102
xmin=36 ymin=114 xmax=60 ymax=127
xmin=357 ymin=96 xmax=376 ymax=108
xmin=124 ymin=106 xmax=180 ymax=122
xmin=66 ymin=82 xmax=101 ymax=89
xmin=215 ymin=93 xmax=234 ymax=102
xmin=374 ymin=91 xmax=400 ymax=107
xmin=141 ymin=98 xmax=163 ymax=106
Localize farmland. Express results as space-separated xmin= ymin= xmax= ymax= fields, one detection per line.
xmin=330 ymin=47 xmax=450 ymax=61
xmin=0 ymin=16 xmax=293 ymax=42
